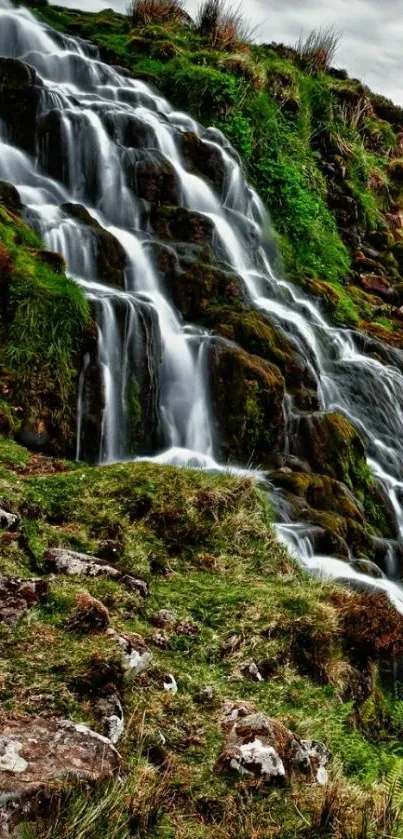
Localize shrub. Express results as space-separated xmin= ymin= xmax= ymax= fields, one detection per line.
xmin=127 ymin=0 xmax=185 ymax=26
xmin=296 ymin=26 xmax=341 ymax=75
xmin=196 ymin=0 xmax=253 ymax=51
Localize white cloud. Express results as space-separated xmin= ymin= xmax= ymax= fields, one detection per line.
xmin=51 ymin=0 xmax=403 ymax=104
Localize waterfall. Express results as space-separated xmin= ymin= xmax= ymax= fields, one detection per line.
xmin=2 ymin=1 xmax=403 ymax=607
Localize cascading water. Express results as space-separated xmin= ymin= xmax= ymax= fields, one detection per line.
xmin=2 ymin=1 xmax=403 ymax=607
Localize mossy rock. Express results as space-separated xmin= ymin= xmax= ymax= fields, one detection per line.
xmin=210 ymin=341 xmax=285 ymax=465
xmin=206 ymin=307 xmax=318 ymax=401
xmin=0 ymin=181 xmax=22 ymax=215
xmin=150 ymin=205 xmax=216 ymax=246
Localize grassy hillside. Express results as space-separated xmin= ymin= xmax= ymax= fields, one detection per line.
xmin=0 ymin=435 xmax=402 ymax=836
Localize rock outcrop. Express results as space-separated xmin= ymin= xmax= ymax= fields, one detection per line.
xmin=217 ymin=700 xmax=329 ymax=785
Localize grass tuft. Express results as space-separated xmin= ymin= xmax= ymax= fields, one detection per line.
xmin=196 ymin=0 xmax=254 ymax=51
xmin=296 ymin=27 xmax=341 ymax=75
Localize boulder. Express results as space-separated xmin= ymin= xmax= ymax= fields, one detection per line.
xmin=210 ymin=341 xmax=285 ymax=465
xmin=44 ymin=547 xmax=149 ymax=596
xmin=0 ymin=575 xmax=47 ymax=626
xmin=217 ymin=700 xmax=329 ymax=785
xmin=0 ymin=715 xmax=121 ymax=827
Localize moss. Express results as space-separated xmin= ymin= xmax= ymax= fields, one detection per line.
xmin=0 ymin=206 xmax=91 ymax=454
xmin=210 ymin=342 xmax=285 ymax=465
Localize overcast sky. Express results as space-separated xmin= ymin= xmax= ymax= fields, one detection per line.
xmin=52 ymin=0 xmax=403 ymax=105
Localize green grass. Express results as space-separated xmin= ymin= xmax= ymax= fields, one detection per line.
xmin=0 ymin=434 xmax=399 ymax=836
xmin=0 ymin=203 xmax=90 ymax=451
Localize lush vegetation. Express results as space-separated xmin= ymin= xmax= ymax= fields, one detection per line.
xmin=0 ymin=435 xmax=400 ymax=837
xmin=0 ymin=193 xmax=91 ymax=451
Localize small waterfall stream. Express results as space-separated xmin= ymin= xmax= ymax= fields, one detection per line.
xmin=3 ymin=1 xmax=403 ymax=606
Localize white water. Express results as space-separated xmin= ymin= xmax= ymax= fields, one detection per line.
xmin=2 ymin=1 xmax=403 ymax=606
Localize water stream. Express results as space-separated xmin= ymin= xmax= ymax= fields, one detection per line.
xmin=2 ymin=0 xmax=403 ymax=607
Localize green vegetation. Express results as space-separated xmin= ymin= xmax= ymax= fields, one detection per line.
xmin=0 ymin=434 xmax=399 ymax=836
xmin=0 ymin=196 xmax=91 ymax=452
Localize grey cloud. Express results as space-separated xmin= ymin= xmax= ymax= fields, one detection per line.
xmin=51 ymin=0 xmax=403 ymax=103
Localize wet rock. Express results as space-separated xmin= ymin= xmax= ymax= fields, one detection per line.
xmin=217 ymin=700 xmax=329 ymax=784
xmin=0 ymin=715 xmax=121 ymax=826
xmin=61 ymin=203 xmax=127 ymax=288
xmin=0 ymin=180 xmax=22 ymax=215
xmin=0 ymin=58 xmax=43 ymax=154
xmin=0 ymin=509 xmax=19 ymax=531
xmin=181 ymin=131 xmax=227 ymax=195
xmin=34 ymin=249 xmax=66 ymax=274
xmin=359 ymin=273 xmax=391 ymax=299
xmin=0 ymin=575 xmax=48 ymax=626
xmin=150 ymin=205 xmax=215 ymax=247
xmin=123 ymin=148 xmax=181 ymax=206
xmin=207 ymin=308 xmax=317 ymax=401
xmin=66 ymin=592 xmax=110 ymax=634
xmin=210 ymin=341 xmax=285 ymax=465
xmin=166 ymin=259 xmax=244 ymax=322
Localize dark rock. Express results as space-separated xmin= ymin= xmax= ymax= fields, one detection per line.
xmin=0 ymin=575 xmax=48 ymax=625
xmin=210 ymin=340 xmax=285 ymax=465
xmin=38 ymin=109 xmax=68 ymax=184
xmin=0 ymin=715 xmax=121 ymax=828
xmin=66 ymin=592 xmax=110 ymax=634
xmin=150 ymin=205 xmax=215 ymax=247
xmin=61 ymin=203 xmax=126 ymax=288
xmin=0 ymin=180 xmax=22 ymax=214
xmin=18 ymin=419 xmax=50 ymax=452
xmin=0 ymin=58 xmax=43 ymax=154
xmin=217 ymin=700 xmax=329 ymax=784
xmin=123 ymin=148 xmax=181 ymax=206
xmin=181 ymin=131 xmax=227 ymax=195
